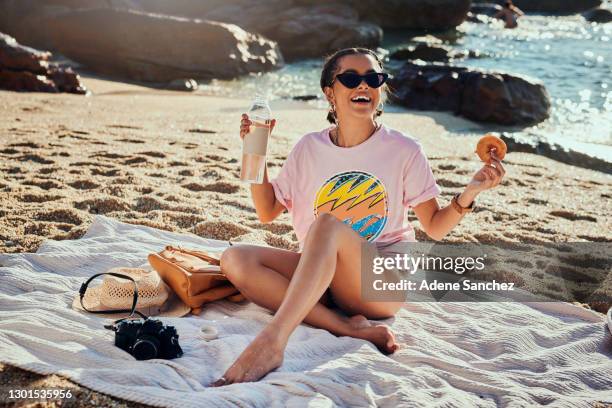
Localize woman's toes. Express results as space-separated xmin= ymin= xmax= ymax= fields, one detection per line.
xmin=387 ymin=336 xmax=400 ymax=353
xmin=211 ymin=377 xmax=227 ymax=387
xmin=212 ymin=365 xmax=241 ymax=387
xmin=210 ymin=330 xmax=286 ymax=386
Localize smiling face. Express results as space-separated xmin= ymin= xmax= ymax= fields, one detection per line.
xmin=324 ymin=53 xmax=384 ymax=124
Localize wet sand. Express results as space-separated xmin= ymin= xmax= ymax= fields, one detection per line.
xmin=1 ymin=75 xmax=611 ymax=407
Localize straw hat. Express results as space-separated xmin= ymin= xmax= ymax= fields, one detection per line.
xmin=72 ymin=267 xmax=190 ymax=318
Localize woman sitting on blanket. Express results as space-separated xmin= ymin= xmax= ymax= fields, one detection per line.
xmin=213 ymin=47 xmax=506 ymax=386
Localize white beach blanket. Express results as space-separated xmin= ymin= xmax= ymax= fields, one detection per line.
xmin=0 ymin=216 xmax=610 ymax=407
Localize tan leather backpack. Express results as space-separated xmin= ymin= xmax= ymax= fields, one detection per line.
xmin=148 ymin=245 xmax=244 ymax=315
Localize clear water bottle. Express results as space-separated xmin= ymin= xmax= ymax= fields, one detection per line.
xmin=240 ymin=93 xmax=271 ymax=184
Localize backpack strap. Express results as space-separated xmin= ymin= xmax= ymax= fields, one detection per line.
xmin=165 ymin=245 xmax=222 ymax=266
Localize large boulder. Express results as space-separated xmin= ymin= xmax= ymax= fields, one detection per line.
xmin=0 ymin=0 xmax=471 ymax=63
xmin=0 ymin=32 xmax=86 ymax=93
xmin=583 ymin=8 xmax=612 ymax=23
xmin=470 ymin=3 xmax=502 ymax=17
xmin=36 ymin=8 xmax=283 ymax=82
xmin=390 ymin=43 xmax=453 ymax=62
xmin=0 ymin=69 xmax=57 ymax=92
xmin=125 ymin=0 xmax=472 ymax=31
xmin=117 ymin=0 xmax=227 ymax=16
xmin=389 ymin=62 xmax=551 ymax=126
xmin=0 ymin=0 xmax=141 ymax=50
xmin=0 ymin=32 xmax=51 ymax=74
xmin=204 ymin=2 xmax=382 ymax=60
xmin=389 ymin=42 xmax=479 ymax=62
xmin=501 ymin=134 xmax=611 ymax=174
xmin=0 ymin=0 xmax=469 ymax=61
xmin=313 ymin=0 xmax=472 ymax=30
xmin=0 ymin=0 xmax=381 ymax=61
xmin=508 ymin=0 xmax=601 ymax=14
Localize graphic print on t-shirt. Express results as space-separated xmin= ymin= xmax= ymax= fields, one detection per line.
xmin=313 ymin=171 xmax=388 ymax=241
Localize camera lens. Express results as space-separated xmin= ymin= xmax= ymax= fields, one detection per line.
xmin=132 ymin=335 xmax=160 ymax=360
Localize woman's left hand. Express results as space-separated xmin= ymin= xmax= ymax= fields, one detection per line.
xmin=467 ymin=149 xmax=506 ymax=192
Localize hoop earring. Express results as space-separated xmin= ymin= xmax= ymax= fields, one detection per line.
xmin=377 ymin=102 xmax=384 ymax=115
xmin=330 ymin=103 xmax=338 ymax=123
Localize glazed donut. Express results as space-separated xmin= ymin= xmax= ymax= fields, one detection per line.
xmin=476 ymin=134 xmax=507 ymax=163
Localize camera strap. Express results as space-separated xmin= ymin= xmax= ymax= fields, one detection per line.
xmin=78 ymin=272 xmax=148 ymax=327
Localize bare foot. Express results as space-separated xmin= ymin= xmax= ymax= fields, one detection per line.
xmin=212 ymin=327 xmax=286 ymax=386
xmin=347 ymin=314 xmax=371 ymax=329
xmin=347 ymin=315 xmax=399 ymax=354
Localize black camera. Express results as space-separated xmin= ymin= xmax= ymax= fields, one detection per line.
xmin=79 ymin=271 xmax=184 ymax=360
xmin=112 ymin=318 xmax=183 ymax=360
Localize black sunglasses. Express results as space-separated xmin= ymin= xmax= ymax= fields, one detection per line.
xmin=332 ymin=72 xmax=389 ymax=89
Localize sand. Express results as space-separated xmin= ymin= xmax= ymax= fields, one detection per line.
xmin=1 ymin=75 xmax=611 ymax=407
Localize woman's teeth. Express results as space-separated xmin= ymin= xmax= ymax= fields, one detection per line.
xmin=351 ymin=96 xmax=371 ymax=103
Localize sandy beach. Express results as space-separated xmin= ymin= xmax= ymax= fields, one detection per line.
xmin=1 ymin=75 xmax=611 ymax=406
xmin=2 ymin=75 xmax=610 ymax=251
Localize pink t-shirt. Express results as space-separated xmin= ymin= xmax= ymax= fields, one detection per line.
xmin=270 ymin=124 xmax=441 ymax=250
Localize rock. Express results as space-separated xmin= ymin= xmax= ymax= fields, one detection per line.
xmin=39 ymin=8 xmax=283 ymax=82
xmin=47 ymin=66 xmax=88 ymax=93
xmin=1 ymin=0 xmax=467 ymax=60
xmin=292 ymin=94 xmax=318 ymax=101
xmin=583 ymin=8 xmax=612 ymax=23
xmin=389 ymin=62 xmax=551 ymax=126
xmin=131 ymin=0 xmax=472 ymax=31
xmin=390 ymin=36 xmax=485 ymax=63
xmin=467 ymin=4 xmax=501 ymax=23
xmin=0 ymin=33 xmax=51 ymax=73
xmin=0 ymin=0 xmax=142 ymax=50
xmin=2 ymin=0 xmax=382 ymax=61
xmin=120 ymin=0 xmax=223 ymax=16
xmin=408 ymin=35 xmax=444 ymax=45
xmin=390 ymin=44 xmax=481 ymax=62
xmin=469 ymin=0 xmax=602 ymax=14
xmin=0 ymin=69 xmax=58 ymax=92
xmin=302 ymin=0 xmax=472 ymax=30
xmin=204 ymin=3 xmax=382 ymax=60
xmin=122 ymin=0 xmax=471 ymax=31
xmin=0 ymin=32 xmax=86 ymax=93
xmin=466 ymin=12 xmax=485 ymax=23
xmin=470 ymin=3 xmax=502 ymax=16
xmin=510 ymin=0 xmax=602 ymax=14
xmin=390 ymin=43 xmax=452 ymax=62
xmin=501 ymin=134 xmax=612 ymax=174
xmin=464 ymin=49 xmax=487 ymax=59
xmin=166 ymin=79 xmax=199 ymax=92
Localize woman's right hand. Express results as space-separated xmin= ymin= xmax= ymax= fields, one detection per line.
xmin=240 ymin=113 xmax=276 ymax=140
xmin=240 ymin=113 xmax=252 ymax=140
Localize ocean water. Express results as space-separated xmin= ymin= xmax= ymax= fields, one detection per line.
xmin=202 ymin=12 xmax=611 ymax=164
xmin=451 ymin=13 xmax=611 ymax=162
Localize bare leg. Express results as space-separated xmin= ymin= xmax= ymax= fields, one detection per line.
xmin=220 ymin=245 xmax=373 ymax=338
xmin=213 ymin=214 xmax=402 ymax=386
